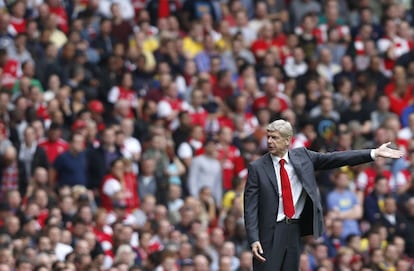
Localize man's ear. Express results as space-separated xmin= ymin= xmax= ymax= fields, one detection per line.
xmin=286 ymin=136 xmax=292 ymax=146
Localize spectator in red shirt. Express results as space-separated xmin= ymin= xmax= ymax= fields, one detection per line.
xmin=188 ymin=89 xmax=208 ymax=128
xmin=217 ymin=126 xmax=245 ymax=191
xmin=38 ymin=123 xmax=69 ymax=164
xmin=233 ymin=94 xmax=258 ymax=136
xmin=251 ymin=22 xmax=277 ymax=60
xmin=253 ymin=77 xmax=289 ymax=114
xmin=212 ymin=69 xmax=235 ymax=102
xmin=0 ymin=48 xmax=20 ymax=90
xmin=384 ymin=66 xmax=414 ymax=117
xmin=122 ymin=159 xmax=139 ymax=211
xmin=9 ymin=1 xmax=26 ymax=34
xmin=108 ymin=72 xmax=138 ymax=119
xmin=47 ymin=0 xmax=69 ymax=34
xmin=100 ymin=158 xmax=125 ymax=212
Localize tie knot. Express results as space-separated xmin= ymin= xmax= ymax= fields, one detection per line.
xmin=279 ymin=159 xmax=285 ymax=166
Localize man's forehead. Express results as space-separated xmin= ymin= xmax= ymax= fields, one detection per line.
xmin=267 ymin=130 xmax=281 ymax=135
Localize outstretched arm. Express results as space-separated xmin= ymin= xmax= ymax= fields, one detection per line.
xmin=374 ymin=142 xmax=405 ymax=159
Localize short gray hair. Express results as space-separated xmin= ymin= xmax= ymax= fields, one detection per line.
xmin=266 ymin=119 xmax=293 ymax=138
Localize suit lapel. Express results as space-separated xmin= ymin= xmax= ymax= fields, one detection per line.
xmin=262 ymin=153 xmax=278 ymax=195
xmin=288 ymin=149 xmax=311 ymax=192
xmin=288 ymin=150 xmax=303 ymax=180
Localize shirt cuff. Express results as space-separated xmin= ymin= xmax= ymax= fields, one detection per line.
xmin=370 ymin=149 xmax=376 ymax=160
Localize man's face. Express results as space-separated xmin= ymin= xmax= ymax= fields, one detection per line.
xmin=48 ymin=129 xmax=60 ymax=141
xmin=71 ymin=135 xmax=85 ymax=153
xmin=267 ymin=130 xmax=290 ymax=157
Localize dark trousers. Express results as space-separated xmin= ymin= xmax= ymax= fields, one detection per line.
xmin=253 ymin=222 xmax=301 ymax=271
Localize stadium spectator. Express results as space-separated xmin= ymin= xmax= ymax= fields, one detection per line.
xmin=52 ymin=133 xmax=88 ymax=187
xmin=0 ymin=1 xmax=414 ymax=270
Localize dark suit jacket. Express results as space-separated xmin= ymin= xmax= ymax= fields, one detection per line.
xmin=17 ymin=145 xmax=49 ymax=170
xmin=86 ymin=146 xmax=122 ymax=190
xmin=377 ymin=212 xmax=408 ymax=240
xmin=244 ymin=147 xmax=373 ymax=249
xmin=363 ymin=191 xmax=383 ymax=224
xmin=16 ymin=146 xmax=49 ymax=195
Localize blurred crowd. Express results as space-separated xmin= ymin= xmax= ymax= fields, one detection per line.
xmin=0 ymin=0 xmax=414 ymax=270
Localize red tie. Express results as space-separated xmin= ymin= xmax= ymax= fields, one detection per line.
xmin=280 ymin=159 xmax=295 ymax=218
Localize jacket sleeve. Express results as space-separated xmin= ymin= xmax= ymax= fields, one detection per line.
xmin=244 ymin=163 xmax=260 ymax=246
xmin=307 ymin=149 xmax=373 ymax=171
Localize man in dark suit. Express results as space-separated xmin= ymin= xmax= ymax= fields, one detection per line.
xmin=244 ymin=119 xmax=404 ymax=271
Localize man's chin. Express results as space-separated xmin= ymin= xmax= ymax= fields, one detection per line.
xmin=268 ymin=149 xmax=278 ymax=155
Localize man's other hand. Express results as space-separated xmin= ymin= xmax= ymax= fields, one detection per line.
xmin=251 ymin=241 xmax=266 ymax=262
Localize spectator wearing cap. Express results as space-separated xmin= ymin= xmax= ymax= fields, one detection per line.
xmin=71 ymin=118 xmax=88 ymax=137
xmin=188 ymin=138 xmax=222 ymax=205
xmin=87 ymin=100 xmax=105 ymax=128
xmin=51 ymin=133 xmax=88 ymax=187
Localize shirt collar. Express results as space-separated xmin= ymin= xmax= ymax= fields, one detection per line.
xmin=271 ymin=152 xmax=290 ymax=164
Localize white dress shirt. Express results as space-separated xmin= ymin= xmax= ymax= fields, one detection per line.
xmin=271 ymin=154 xmax=306 ymax=221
